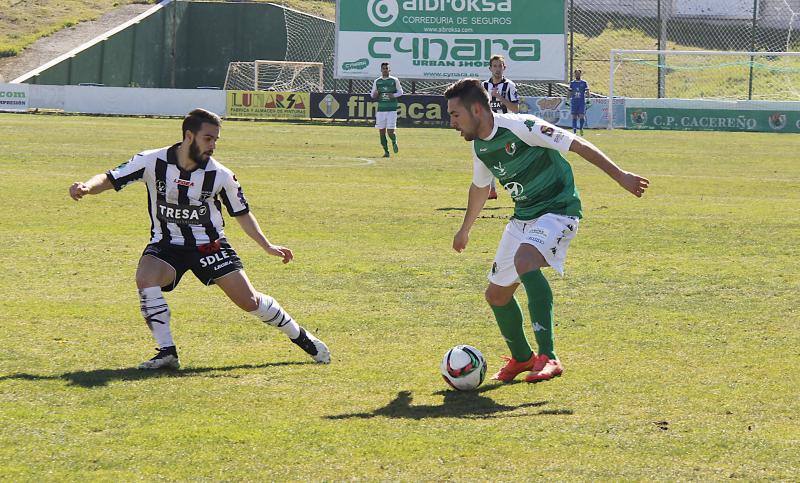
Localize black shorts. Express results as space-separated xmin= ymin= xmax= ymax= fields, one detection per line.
xmin=142 ymin=239 xmax=244 ymax=292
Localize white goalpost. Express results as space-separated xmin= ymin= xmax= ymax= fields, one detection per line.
xmin=608 ymin=49 xmax=800 ymax=129
xmin=223 ymin=60 xmax=324 ymax=92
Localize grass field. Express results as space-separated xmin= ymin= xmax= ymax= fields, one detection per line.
xmin=1 ymin=113 xmax=799 ymax=479
xmin=0 ymin=0 xmax=334 ymax=58
xmin=0 ymin=0 xmax=153 ymax=58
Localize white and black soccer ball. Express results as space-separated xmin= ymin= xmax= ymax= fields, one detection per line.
xmin=440 ymin=344 xmax=487 ymax=391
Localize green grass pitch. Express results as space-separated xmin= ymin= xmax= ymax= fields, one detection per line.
xmin=1 ymin=113 xmax=798 ymax=479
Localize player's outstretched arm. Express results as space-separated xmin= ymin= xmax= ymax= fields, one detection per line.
xmin=69 ymin=174 xmax=113 ymax=201
xmin=568 ymin=137 xmax=650 ymax=197
xmin=234 ymin=212 xmax=293 ymax=264
xmin=453 ymin=183 xmax=491 ymax=252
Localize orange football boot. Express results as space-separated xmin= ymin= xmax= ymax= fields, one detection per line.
xmin=491 ymin=355 xmax=537 ymax=382
xmin=525 ymin=354 xmax=564 ymax=382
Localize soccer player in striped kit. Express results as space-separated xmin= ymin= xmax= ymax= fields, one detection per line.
xmin=446 ymin=79 xmax=648 ymax=383
xmin=69 ymin=109 xmax=330 ymax=369
xmin=482 ymin=55 xmax=520 ymax=200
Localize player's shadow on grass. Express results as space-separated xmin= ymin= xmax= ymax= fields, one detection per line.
xmin=0 ymin=361 xmax=309 ymax=388
xmin=325 ymin=387 xmax=573 ymax=420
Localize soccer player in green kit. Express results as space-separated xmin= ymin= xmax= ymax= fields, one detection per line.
xmin=445 ymin=79 xmax=649 ymax=382
xmin=370 ymin=62 xmax=404 ymax=157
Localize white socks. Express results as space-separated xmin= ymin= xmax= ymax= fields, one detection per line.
xmin=138 ymin=286 xmax=174 ymax=348
xmin=250 ymin=293 xmax=301 ymax=339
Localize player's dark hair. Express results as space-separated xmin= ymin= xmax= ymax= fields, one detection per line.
xmin=381 ymin=62 xmax=389 ymax=69
xmin=182 ymin=108 xmax=221 ymax=139
xmin=489 ymin=54 xmax=506 ymax=66
xmin=444 ymin=78 xmax=490 ymax=113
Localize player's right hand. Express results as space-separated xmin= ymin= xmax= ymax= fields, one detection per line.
xmin=266 ymin=244 xmax=294 ymax=264
xmin=69 ymin=182 xmax=90 ymax=201
xmin=453 ymin=229 xmax=470 ymax=253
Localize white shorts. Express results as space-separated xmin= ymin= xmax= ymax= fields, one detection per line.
xmin=375 ymin=111 xmax=398 ymax=129
xmin=488 ymin=213 xmax=579 ymax=286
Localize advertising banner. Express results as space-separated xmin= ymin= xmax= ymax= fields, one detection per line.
xmin=0 ymin=83 xmax=29 ymax=111
xmin=335 ymin=0 xmax=567 ymax=81
xmin=625 ymin=106 xmax=800 ymax=133
xmin=519 ymin=97 xmax=625 ymax=129
xmin=311 ymin=92 xmax=448 ymax=125
xmin=226 ymin=91 xmax=311 ymax=119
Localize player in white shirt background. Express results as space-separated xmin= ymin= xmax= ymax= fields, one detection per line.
xmin=482 ymin=55 xmax=520 ymax=200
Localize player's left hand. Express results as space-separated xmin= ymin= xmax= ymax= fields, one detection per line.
xmin=266 ymin=244 xmax=293 ymax=263
xmin=69 ymin=182 xmax=90 ymax=200
xmin=617 ymin=171 xmax=650 ymax=197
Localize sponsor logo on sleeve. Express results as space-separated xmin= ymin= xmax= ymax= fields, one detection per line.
xmin=236 ymin=187 xmax=247 ymax=206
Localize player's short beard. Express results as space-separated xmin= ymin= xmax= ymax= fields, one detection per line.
xmin=460 ymin=112 xmax=478 ymax=141
xmin=189 ymin=139 xmax=210 ymax=163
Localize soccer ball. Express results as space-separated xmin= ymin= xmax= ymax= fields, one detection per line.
xmin=440 ymin=345 xmax=487 ymax=391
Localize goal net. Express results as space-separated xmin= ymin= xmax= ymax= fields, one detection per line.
xmin=610 ymin=49 xmax=800 ymax=101
xmin=223 ymin=60 xmax=324 ymax=92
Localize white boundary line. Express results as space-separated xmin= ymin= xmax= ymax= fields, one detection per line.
xmin=11 ymin=0 xmax=174 ymax=84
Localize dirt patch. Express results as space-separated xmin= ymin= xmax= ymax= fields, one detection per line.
xmin=0 ymin=4 xmax=153 ymax=83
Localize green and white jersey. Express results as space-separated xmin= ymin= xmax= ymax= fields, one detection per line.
xmin=472 ymin=113 xmax=581 ymax=221
xmin=370 ymin=76 xmax=403 ymax=112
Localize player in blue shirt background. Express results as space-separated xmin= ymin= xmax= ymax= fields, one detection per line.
xmin=568 ymin=69 xmax=589 ymax=135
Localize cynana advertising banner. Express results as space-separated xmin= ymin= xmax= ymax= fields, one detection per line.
xmin=226 ymin=91 xmax=310 ymax=119
xmin=625 ymin=107 xmax=800 ymax=133
xmin=311 ymin=92 xmax=448 ymax=125
xmin=335 ymin=0 xmax=567 ymax=81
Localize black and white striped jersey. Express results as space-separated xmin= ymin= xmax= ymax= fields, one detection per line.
xmin=482 ymin=77 xmax=520 ymax=114
xmin=106 ymin=143 xmax=249 ymax=247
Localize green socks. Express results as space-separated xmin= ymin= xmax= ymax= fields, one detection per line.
xmin=520 ymin=269 xmax=556 ymax=359
xmin=380 ymin=132 xmax=389 ymax=153
xmin=388 ymin=132 xmax=398 ymax=152
xmin=490 ymin=297 xmax=533 ymax=362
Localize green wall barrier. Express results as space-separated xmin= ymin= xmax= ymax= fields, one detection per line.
xmin=626 ymin=106 xmax=800 ymax=133
xmin=26 ymin=1 xmax=289 ymax=89
xmin=175 ymin=2 xmax=286 ymax=88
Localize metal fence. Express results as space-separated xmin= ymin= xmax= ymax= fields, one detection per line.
xmin=569 ymin=0 xmax=800 ymax=99
xmin=284 ymin=0 xmax=800 ymax=99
